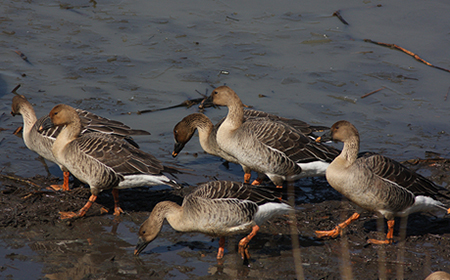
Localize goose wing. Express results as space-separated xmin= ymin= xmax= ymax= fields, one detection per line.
xmin=213 ymin=109 xmax=329 ymax=136
xmin=248 ymin=119 xmax=338 ymax=164
xmin=39 ymin=111 xmax=149 ymax=148
xmin=243 ymin=109 xmax=329 ymax=135
xmin=184 ymin=181 xmax=284 ymax=229
xmin=75 ymin=132 xmax=164 ymax=176
xmin=190 ymin=181 xmax=282 ymax=205
xmin=76 ymin=109 xmax=150 ymax=136
xmin=359 ymin=152 xmax=450 ymax=199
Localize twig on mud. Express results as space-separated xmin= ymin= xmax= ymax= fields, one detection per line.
xmin=22 ymin=190 xmax=55 ymax=200
xmin=333 ymin=10 xmax=349 ymax=25
xmin=364 ymin=39 xmax=450 ymax=73
xmin=0 ymin=174 xmax=44 ymax=189
xmin=361 ymin=87 xmax=385 ymax=99
xmin=11 ymin=84 xmax=21 ymax=94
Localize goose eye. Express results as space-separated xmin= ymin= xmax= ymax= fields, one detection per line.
xmin=142 ymin=230 xmax=146 ymax=234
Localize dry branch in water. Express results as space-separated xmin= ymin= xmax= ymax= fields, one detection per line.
xmin=333 ymin=10 xmax=349 ymax=25
xmin=11 ymin=84 xmax=21 ymax=94
xmin=361 ymin=87 xmax=385 ymax=99
xmin=123 ymin=97 xmax=206 ymax=115
xmin=364 ymin=39 xmax=450 ymax=73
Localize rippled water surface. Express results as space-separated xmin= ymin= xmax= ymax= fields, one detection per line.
xmin=1 ymin=0 xmax=450 ymax=279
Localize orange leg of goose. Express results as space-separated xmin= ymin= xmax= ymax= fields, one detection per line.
xmin=238 ymin=225 xmax=260 ymax=260
xmin=244 ymin=173 xmax=251 ymax=184
xmin=62 ymin=172 xmax=70 ymax=191
xmin=315 ymin=212 xmax=360 ymax=239
xmin=368 ymin=219 xmax=395 ymax=245
xmin=59 ymin=194 xmax=98 ymax=219
xmin=217 ymin=237 xmax=226 ymax=259
xmin=112 ymin=189 xmax=124 ymax=216
xmin=251 ymin=178 xmax=264 ymax=186
xmin=50 ymin=171 xmax=70 ymax=191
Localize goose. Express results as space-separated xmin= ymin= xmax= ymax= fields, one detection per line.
xmin=172 ymin=111 xmax=332 ymax=184
xmin=315 ymin=120 xmax=450 ymax=244
xmin=203 ymin=85 xmax=339 ymax=188
xmin=48 ymin=104 xmax=181 ymax=219
xmin=134 ymin=180 xmax=292 ymax=263
xmin=11 ymin=94 xmax=150 ymax=191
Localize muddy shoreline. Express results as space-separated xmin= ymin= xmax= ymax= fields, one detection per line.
xmin=1 ymin=160 xmax=450 ymax=279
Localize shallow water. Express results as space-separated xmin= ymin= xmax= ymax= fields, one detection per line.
xmin=1 ymin=0 xmax=450 ymax=279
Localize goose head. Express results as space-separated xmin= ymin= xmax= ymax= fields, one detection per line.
xmin=134 ymin=212 xmax=164 ymax=256
xmin=49 ymin=104 xmax=78 ymax=127
xmin=172 ymin=114 xmax=198 ymax=157
xmin=11 ymin=94 xmax=29 ymax=116
xmin=205 ymin=86 xmax=241 ymax=107
xmin=318 ymin=120 xmax=359 ymax=144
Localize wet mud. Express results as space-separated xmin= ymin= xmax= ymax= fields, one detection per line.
xmin=1 ymin=159 xmax=450 ymax=279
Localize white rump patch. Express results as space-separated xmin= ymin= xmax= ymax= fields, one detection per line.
xmin=296 ymin=161 xmax=329 ymax=178
xmin=396 ymin=196 xmax=447 ymax=218
xmin=254 ymin=202 xmax=292 ymax=225
xmin=117 ymin=174 xmax=172 ymax=189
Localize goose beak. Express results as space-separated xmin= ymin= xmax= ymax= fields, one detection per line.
xmin=38 ymin=118 xmax=55 ymax=132
xmin=172 ymin=142 xmax=185 ymax=158
xmin=199 ymin=95 xmax=215 ymax=109
xmin=316 ymin=130 xmax=332 ymax=143
xmin=134 ymin=237 xmax=150 ymax=256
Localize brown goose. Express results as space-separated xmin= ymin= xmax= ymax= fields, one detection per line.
xmin=134 ymin=180 xmax=291 ymax=263
xmin=172 ymin=111 xmax=331 ymax=184
xmin=11 ymin=94 xmax=149 ymax=191
xmin=315 ymin=120 xmax=450 ymax=244
xmin=203 ymin=86 xmax=339 ymax=188
xmin=48 ymin=104 xmax=181 ymax=219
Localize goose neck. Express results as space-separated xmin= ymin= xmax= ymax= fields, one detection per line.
xmin=340 ymin=136 xmax=360 ymax=165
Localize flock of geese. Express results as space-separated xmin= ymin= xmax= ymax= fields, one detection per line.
xmin=10 ymin=85 xmax=450 ymax=263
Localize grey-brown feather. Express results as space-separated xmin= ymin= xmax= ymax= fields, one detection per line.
xmin=359 ymin=152 xmax=450 ymax=199
xmin=181 ymin=181 xmax=286 ymax=234
xmin=75 ymin=132 xmax=165 ymax=176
